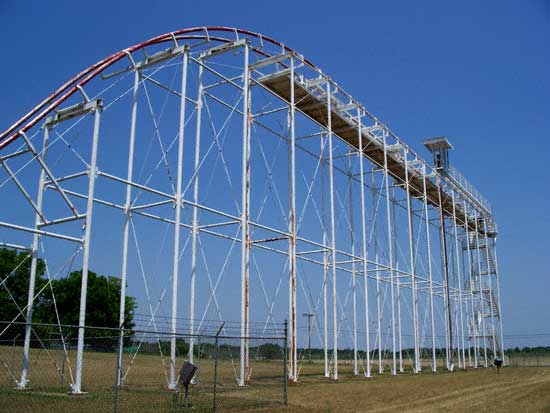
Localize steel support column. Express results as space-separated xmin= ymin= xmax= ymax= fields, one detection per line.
xmin=357 ymin=108 xmax=371 ymax=378
xmin=396 ymin=264 xmax=403 ymax=373
xmin=168 ymin=49 xmax=189 ymax=390
xmin=349 ymin=161 xmax=358 ymax=376
xmin=492 ymin=238 xmax=505 ymax=364
xmin=422 ymin=165 xmax=437 ymax=372
xmin=373 ymin=169 xmax=383 ymax=374
xmin=438 ymin=186 xmax=453 ymax=371
xmin=18 ymin=126 xmax=50 ymax=389
xmin=473 ymin=213 xmax=488 ymax=368
xmin=326 ymin=81 xmax=338 ymax=380
xmin=239 ymin=44 xmax=251 ymax=386
xmin=72 ymin=103 xmax=102 ymax=394
xmin=116 ymin=68 xmax=139 ymax=387
xmin=189 ymin=59 xmax=204 ymax=366
xmin=451 ymin=192 xmax=466 ymax=369
xmin=382 ymin=132 xmax=397 ymax=375
xmin=404 ymin=150 xmax=420 ymax=373
xmin=391 ymin=188 xmax=403 ymax=374
xmin=288 ymin=57 xmax=298 ymax=382
xmin=482 ymin=217 xmax=497 ymax=360
xmin=321 ymin=134 xmax=329 ymax=378
xmin=464 ymin=201 xmax=478 ymax=367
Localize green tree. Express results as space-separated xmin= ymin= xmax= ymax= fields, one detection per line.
xmin=0 ymin=249 xmax=136 ymax=342
xmin=44 ymin=270 xmax=136 ymax=333
xmin=257 ymin=343 xmax=282 ymax=360
xmin=0 ymin=249 xmax=47 ymax=323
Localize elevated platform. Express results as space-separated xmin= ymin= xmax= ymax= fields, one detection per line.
xmin=258 ymin=70 xmax=486 ymax=234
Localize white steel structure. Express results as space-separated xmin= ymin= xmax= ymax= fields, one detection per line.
xmin=0 ymin=27 xmax=503 ymax=392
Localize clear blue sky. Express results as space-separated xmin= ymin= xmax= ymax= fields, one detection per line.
xmin=0 ymin=0 xmax=549 ymax=344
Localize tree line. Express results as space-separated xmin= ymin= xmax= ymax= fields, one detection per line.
xmin=0 ymin=248 xmax=136 ymax=338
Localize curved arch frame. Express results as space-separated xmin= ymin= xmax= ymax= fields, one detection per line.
xmin=0 ymin=26 xmax=315 ymax=150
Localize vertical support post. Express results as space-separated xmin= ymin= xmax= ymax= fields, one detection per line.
xmin=326 ymin=80 xmax=338 ymax=380
xmin=473 ymin=212 xmax=488 ymax=367
xmin=382 ymin=131 xmax=396 ymax=376
xmin=438 ymin=185 xmax=453 ymax=371
xmin=169 ymin=48 xmax=189 ymax=390
xmin=239 ymin=43 xmax=251 ymax=386
xmin=189 ymin=59 xmax=204 ymax=365
xmin=287 ymin=56 xmax=298 ymax=382
xmin=462 ymin=240 xmax=472 ymax=368
xmin=482 ymin=218 xmax=497 ymax=360
xmin=463 ymin=202 xmax=478 ymax=367
xmin=372 ymin=167 xmax=383 ymax=374
xmin=357 ymin=108 xmax=371 ymax=378
xmin=404 ymin=150 xmax=420 ymax=373
xmin=492 ymin=238 xmax=505 ymax=364
xmin=72 ymin=102 xmax=102 ymax=394
xmin=463 ymin=201 xmax=479 ymax=369
xmin=376 ymin=250 xmax=382 ymax=374
xmin=391 ymin=186 xmax=402 ymax=374
xmin=396 ymin=264 xmax=403 ymax=373
xmin=283 ymin=320 xmax=288 ymax=405
xmin=321 ymin=134 xmax=329 ymax=378
xmin=116 ymin=68 xmax=140 ymax=387
xmin=461 ymin=248 xmax=473 ymax=367
xmin=245 ymin=54 xmax=252 ymax=383
xmin=454 ymin=291 xmax=462 ymax=369
xmin=18 ymin=126 xmax=50 ymax=389
xmin=443 ymin=284 xmax=450 ymax=368
xmin=349 ymin=159 xmax=358 ymax=376
xmin=451 ymin=192 xmax=466 ymax=369
xmin=422 ymin=164 xmax=437 ymax=372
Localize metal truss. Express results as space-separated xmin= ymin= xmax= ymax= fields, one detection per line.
xmin=0 ymin=27 xmax=503 ymax=393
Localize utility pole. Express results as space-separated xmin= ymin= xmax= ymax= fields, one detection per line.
xmin=303 ymin=313 xmax=315 ymax=360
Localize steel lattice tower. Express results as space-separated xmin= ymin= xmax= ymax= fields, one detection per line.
xmin=0 ymin=27 xmax=503 ymax=392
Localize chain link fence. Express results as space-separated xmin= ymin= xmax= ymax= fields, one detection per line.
xmin=0 ymin=321 xmax=288 ymax=412
xmin=507 ymin=353 xmax=550 ymax=367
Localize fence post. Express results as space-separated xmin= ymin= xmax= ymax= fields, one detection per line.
xmin=284 ymin=319 xmax=288 ymax=406
xmin=213 ymin=322 xmax=225 ymax=413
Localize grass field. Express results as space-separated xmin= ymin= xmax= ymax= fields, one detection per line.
xmin=1 ymin=346 xmax=550 ymax=412
xmin=289 ymin=364 xmax=550 ymax=412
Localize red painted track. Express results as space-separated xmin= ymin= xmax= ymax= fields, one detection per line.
xmin=0 ymin=26 xmax=314 ymax=150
